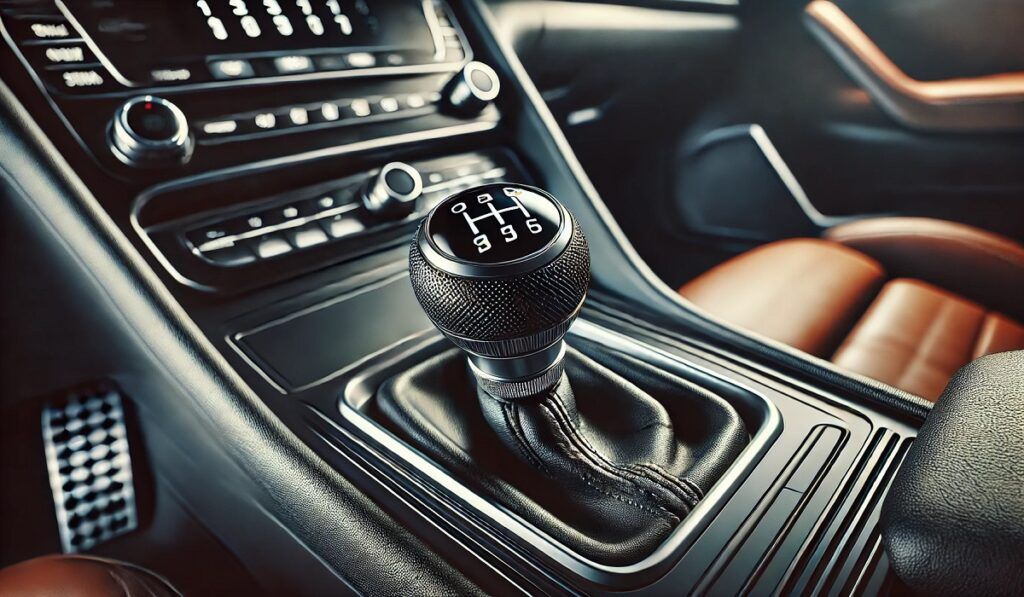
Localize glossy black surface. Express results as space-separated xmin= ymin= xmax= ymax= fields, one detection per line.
xmin=124 ymin=99 xmax=178 ymax=141
xmin=140 ymin=150 xmax=525 ymax=292
xmin=423 ymin=183 xmax=561 ymax=266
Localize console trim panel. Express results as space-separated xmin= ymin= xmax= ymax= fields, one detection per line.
xmin=130 ymin=119 xmax=499 ymax=291
xmin=333 ymin=318 xmax=784 ymax=588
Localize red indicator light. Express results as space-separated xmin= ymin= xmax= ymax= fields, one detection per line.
xmin=144 ymin=102 xmax=153 ymax=110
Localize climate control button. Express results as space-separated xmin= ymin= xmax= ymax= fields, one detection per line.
xmin=108 ymin=96 xmax=193 ymax=168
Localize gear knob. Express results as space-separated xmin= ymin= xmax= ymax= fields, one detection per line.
xmin=409 ymin=183 xmax=590 ymax=398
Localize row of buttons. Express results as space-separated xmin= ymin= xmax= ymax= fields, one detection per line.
xmin=186 ymin=156 xmax=505 ymax=267
xmin=187 ymin=191 xmax=365 ymax=266
xmin=1 ymin=8 xmax=115 ymax=93
xmin=204 ymin=47 xmax=457 ymax=83
xmin=196 ymin=91 xmax=441 ymax=141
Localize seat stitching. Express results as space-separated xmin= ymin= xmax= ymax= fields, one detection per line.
xmin=894 ymin=298 xmax=979 ymax=393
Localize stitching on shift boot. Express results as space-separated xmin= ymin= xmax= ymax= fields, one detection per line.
xmin=628 ymin=463 xmax=702 ymax=507
xmin=541 ymin=398 xmax=682 ymax=522
xmin=546 ymin=393 xmax=697 ymax=516
xmin=502 ymin=402 xmax=547 ymax=472
xmin=538 ymin=394 xmax=684 ymax=523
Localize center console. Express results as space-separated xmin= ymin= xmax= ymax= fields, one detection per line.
xmin=0 ymin=0 xmax=924 ymax=594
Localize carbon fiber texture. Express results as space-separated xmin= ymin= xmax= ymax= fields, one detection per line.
xmin=409 ymin=219 xmax=590 ymax=350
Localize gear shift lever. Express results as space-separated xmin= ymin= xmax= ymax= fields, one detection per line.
xmin=396 ymin=183 xmax=747 ymax=563
xmin=408 ymin=183 xmax=589 ymax=398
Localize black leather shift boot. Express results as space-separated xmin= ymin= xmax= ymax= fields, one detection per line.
xmin=375 ymin=343 xmax=748 ymax=565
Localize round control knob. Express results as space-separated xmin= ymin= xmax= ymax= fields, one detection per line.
xmin=109 ymin=96 xmax=193 ymax=168
xmin=441 ymin=61 xmax=500 ymax=117
xmin=409 ymin=183 xmax=590 ymax=398
xmin=361 ymin=162 xmax=424 ymax=219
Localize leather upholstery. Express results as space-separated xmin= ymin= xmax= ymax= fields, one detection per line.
xmin=880 ymin=351 xmax=1024 ymax=596
xmin=832 ymin=279 xmax=1021 ymax=400
xmin=0 ymin=555 xmax=178 ymax=597
xmin=375 ymin=343 xmax=748 ymax=565
xmin=826 ymin=217 xmax=1024 ymax=320
xmin=678 ymin=238 xmax=885 ymax=357
xmin=678 ymin=218 xmax=1024 ymax=401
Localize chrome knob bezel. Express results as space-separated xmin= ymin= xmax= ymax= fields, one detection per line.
xmin=361 ymin=161 xmax=424 ymax=217
xmin=109 ymin=96 xmax=193 ymax=168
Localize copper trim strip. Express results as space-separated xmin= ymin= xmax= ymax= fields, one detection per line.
xmin=805 ymin=0 xmax=1024 ymax=130
xmin=805 ymin=0 xmax=1024 ymax=104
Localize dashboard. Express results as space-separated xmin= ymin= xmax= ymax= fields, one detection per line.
xmin=2 ymin=0 xmax=508 ymax=294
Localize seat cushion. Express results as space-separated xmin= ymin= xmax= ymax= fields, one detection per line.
xmin=0 ymin=555 xmax=178 ymax=597
xmin=679 ymin=238 xmax=885 ymax=357
xmin=832 ymin=279 xmax=1024 ymax=401
xmin=678 ymin=227 xmax=1024 ymax=402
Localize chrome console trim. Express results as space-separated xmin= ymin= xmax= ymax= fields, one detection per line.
xmin=747 ymin=123 xmax=847 ymax=228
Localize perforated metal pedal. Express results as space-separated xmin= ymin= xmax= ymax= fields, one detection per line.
xmin=42 ymin=387 xmax=139 ymax=553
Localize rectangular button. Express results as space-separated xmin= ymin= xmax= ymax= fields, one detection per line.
xmin=149 ymin=66 xmax=196 ymax=84
xmin=24 ymin=42 xmax=93 ymax=66
xmin=286 ymin=223 xmax=329 ymax=249
xmin=251 ymin=111 xmax=279 ymax=132
xmin=345 ymin=52 xmax=376 ymax=68
xmin=198 ymin=118 xmax=240 ymax=138
xmin=209 ymin=59 xmax=254 ymax=80
xmin=201 ymin=243 xmax=257 ymax=267
xmin=43 ymin=67 xmax=115 ymax=93
xmin=308 ymin=101 xmax=343 ymax=124
xmin=313 ymin=54 xmax=348 ymax=71
xmin=8 ymin=17 xmax=73 ymax=42
xmin=346 ymin=98 xmax=371 ymax=118
xmin=376 ymin=96 xmax=400 ymax=114
xmin=253 ymin=234 xmax=292 ymax=258
xmin=321 ymin=214 xmax=364 ymax=239
xmin=381 ymin=52 xmax=406 ymax=67
xmin=273 ymin=55 xmax=314 ymax=74
xmin=285 ymin=105 xmax=310 ymax=126
xmin=404 ymin=93 xmax=428 ymax=109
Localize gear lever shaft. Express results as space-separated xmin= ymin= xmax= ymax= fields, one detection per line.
xmin=408 ymin=183 xmax=590 ymax=398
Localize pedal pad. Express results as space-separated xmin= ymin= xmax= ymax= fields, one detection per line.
xmin=41 ymin=387 xmax=139 ymax=553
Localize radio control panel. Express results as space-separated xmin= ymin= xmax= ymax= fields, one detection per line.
xmin=138 ymin=149 xmax=527 ymax=292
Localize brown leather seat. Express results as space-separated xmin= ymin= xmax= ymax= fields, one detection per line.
xmin=679 ymin=218 xmax=1024 ymax=401
xmin=0 ymin=555 xmax=178 ymax=597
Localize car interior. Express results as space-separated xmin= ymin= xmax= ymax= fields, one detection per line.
xmin=0 ymin=0 xmax=1022 ymax=595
